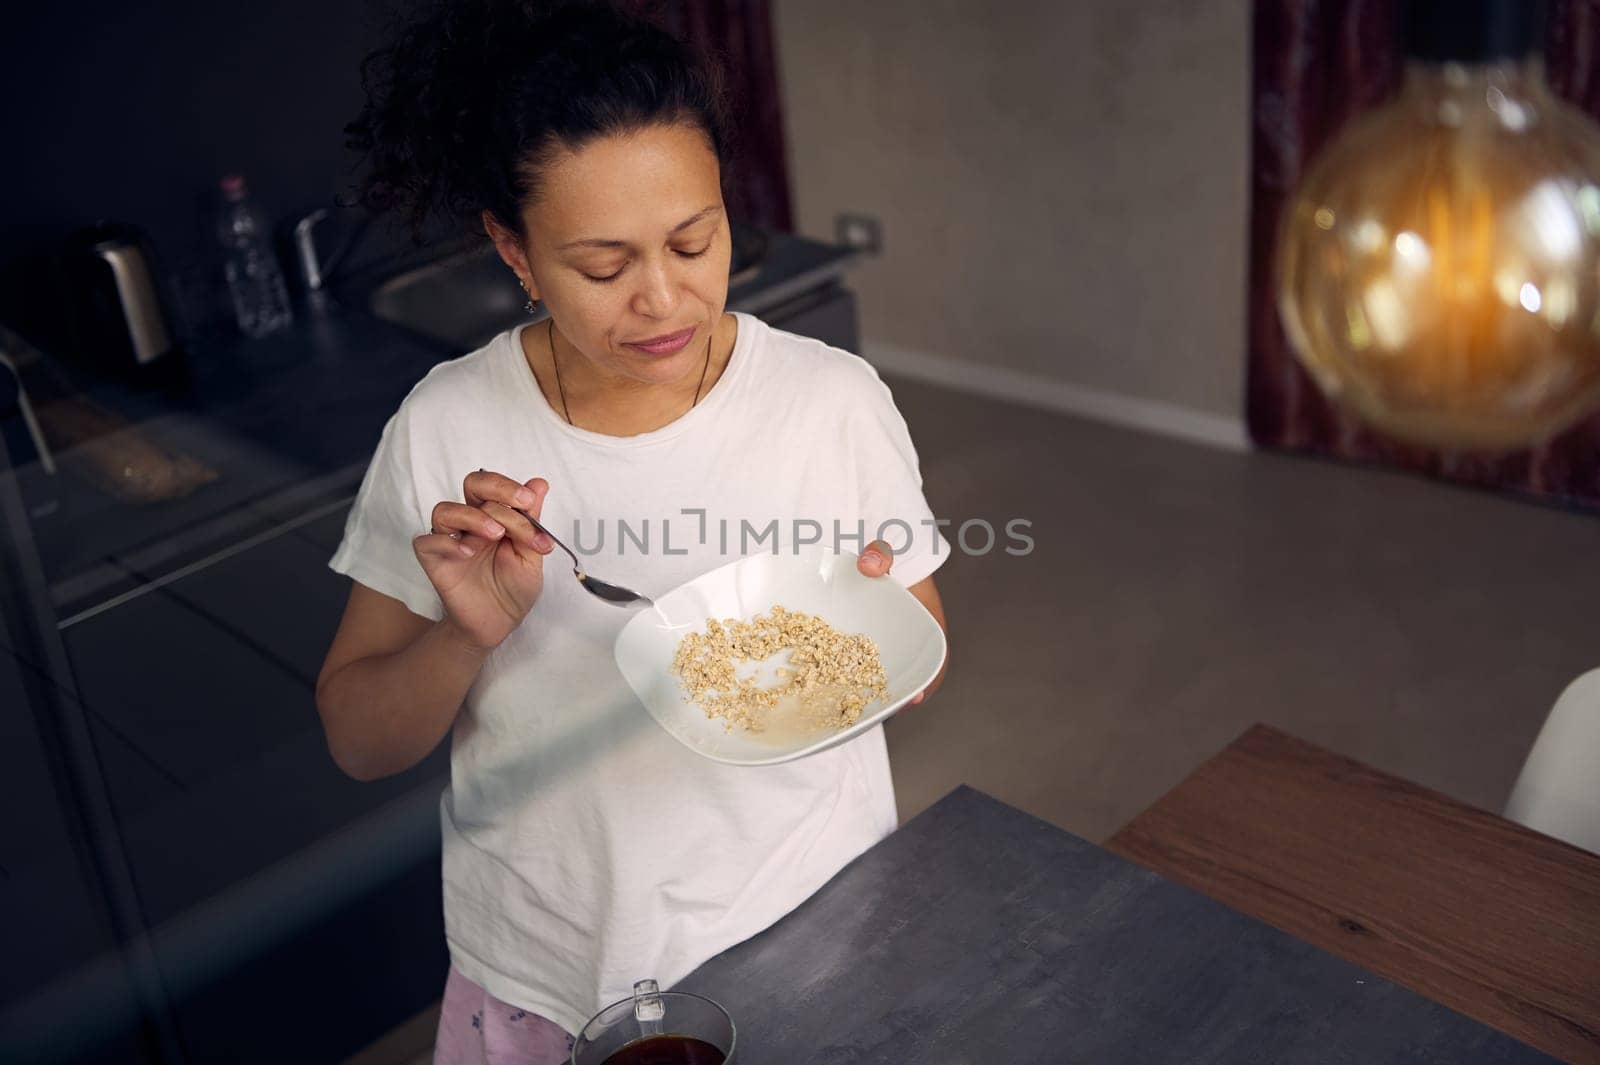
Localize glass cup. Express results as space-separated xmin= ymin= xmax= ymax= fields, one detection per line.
xmin=570 ymin=979 xmax=736 ymax=1065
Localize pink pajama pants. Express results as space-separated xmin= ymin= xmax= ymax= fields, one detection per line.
xmin=432 ymin=965 xmax=576 ymax=1065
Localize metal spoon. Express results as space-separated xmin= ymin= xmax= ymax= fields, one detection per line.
xmin=515 ymin=508 xmax=653 ymax=608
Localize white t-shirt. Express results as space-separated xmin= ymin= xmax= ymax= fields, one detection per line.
xmin=329 ymin=312 xmax=950 ymax=1034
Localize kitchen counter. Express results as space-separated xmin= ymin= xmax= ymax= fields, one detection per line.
xmin=17 ymin=299 xmax=447 ymax=618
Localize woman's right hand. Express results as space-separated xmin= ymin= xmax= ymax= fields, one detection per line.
xmin=413 ymin=471 xmax=557 ymax=651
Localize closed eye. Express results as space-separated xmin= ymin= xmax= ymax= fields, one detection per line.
xmin=582 ymin=245 xmax=714 ymax=284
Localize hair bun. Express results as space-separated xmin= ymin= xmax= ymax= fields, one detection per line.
xmin=346 ymin=0 xmax=729 ymax=243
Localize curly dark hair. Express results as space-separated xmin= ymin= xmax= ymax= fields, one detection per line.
xmin=345 ymin=0 xmax=733 ymax=242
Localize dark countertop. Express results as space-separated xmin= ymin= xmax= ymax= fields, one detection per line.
xmin=725 ymin=229 xmax=859 ymax=317
xmin=675 ymin=787 xmax=1553 ymax=1064
xmin=16 ymin=298 xmax=451 ymax=617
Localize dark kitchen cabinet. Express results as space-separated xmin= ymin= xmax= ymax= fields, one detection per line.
xmin=59 ymin=525 xmax=449 ymax=927
xmin=0 ymin=624 xmax=155 ymax=1065
xmin=5 ymin=488 xmax=452 ymax=1063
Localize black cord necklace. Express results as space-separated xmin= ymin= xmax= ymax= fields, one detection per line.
xmin=548 ymin=317 xmax=712 ymax=428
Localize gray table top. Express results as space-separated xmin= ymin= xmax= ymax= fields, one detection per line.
xmin=675 ymin=786 xmax=1553 ymax=1064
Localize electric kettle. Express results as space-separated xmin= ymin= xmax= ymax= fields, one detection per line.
xmin=54 ymin=221 xmax=181 ymax=374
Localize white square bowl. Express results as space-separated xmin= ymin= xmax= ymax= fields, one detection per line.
xmin=613 ymin=545 xmax=947 ymax=766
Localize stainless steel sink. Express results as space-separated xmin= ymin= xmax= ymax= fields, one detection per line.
xmin=362 ymin=242 xmax=525 ymax=353
xmin=349 ymin=226 xmax=769 ymax=353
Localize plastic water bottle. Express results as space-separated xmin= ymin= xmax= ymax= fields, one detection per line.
xmin=216 ymin=174 xmax=292 ymax=337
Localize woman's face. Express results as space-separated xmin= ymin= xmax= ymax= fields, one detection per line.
xmin=494 ymin=121 xmax=731 ymax=389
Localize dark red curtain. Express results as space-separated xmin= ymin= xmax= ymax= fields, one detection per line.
xmin=1249 ymin=0 xmax=1600 ymax=509
xmin=630 ymin=0 xmax=794 ymax=232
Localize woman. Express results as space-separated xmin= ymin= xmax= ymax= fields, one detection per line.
xmin=317 ymin=2 xmax=950 ymax=1060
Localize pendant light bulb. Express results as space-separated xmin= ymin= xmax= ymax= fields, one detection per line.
xmin=1275 ymin=0 xmax=1600 ymax=450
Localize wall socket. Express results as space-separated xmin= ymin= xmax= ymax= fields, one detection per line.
xmin=835 ymin=212 xmax=884 ymax=255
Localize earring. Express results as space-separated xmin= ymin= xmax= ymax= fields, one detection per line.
xmin=518 ymin=277 xmax=537 ymax=316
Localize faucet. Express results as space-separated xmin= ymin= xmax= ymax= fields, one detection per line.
xmin=291 ymin=205 xmax=370 ymax=293
xmin=293 ymin=207 xmax=331 ymax=291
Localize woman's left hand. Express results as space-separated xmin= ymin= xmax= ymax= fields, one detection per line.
xmin=857 ymin=539 xmax=928 ymax=705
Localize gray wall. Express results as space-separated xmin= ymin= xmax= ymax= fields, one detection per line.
xmin=773 ymin=0 xmax=1251 ymax=420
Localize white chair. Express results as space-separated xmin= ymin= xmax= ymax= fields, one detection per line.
xmin=1503 ymin=668 xmax=1600 ymax=855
